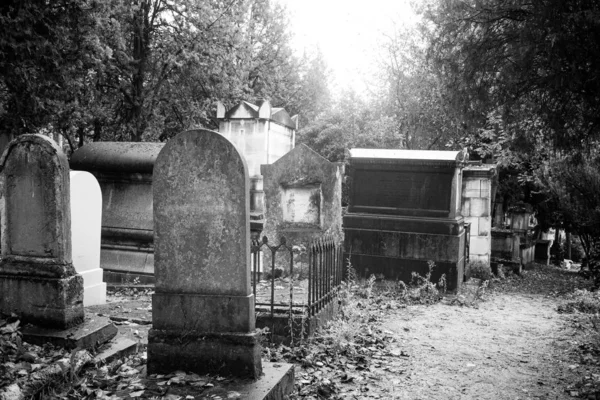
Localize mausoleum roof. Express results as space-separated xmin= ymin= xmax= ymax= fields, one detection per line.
xmin=221 ymin=100 xmax=296 ymax=130
xmin=349 ymin=148 xmax=466 ymax=162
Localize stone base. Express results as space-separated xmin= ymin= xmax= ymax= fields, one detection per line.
xmin=204 ymin=362 xmax=294 ymax=400
xmin=147 ymin=329 xmax=262 ymax=378
xmin=22 ymin=315 xmax=117 ymax=350
xmin=345 ymin=253 xmax=465 ymax=291
xmin=343 ymin=215 xmax=466 ymax=290
xmin=95 ymin=337 xmax=139 ymax=364
xmin=152 ymin=292 xmax=255 ymax=332
xmin=0 ymin=273 xmax=84 ymax=329
xmin=100 ymin=246 xmax=154 ymax=277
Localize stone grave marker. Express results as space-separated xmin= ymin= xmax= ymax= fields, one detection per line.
xmin=148 ymin=129 xmax=262 ymax=378
xmin=261 ymin=144 xmax=344 ymax=247
xmin=0 ymin=134 xmax=84 ymax=328
xmin=70 ymin=171 xmax=106 ymax=306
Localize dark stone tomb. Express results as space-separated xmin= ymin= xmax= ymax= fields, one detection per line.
xmin=344 ymin=149 xmax=468 ymax=290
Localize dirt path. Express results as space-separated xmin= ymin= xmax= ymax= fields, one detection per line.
xmin=380 ymin=292 xmax=577 ymax=400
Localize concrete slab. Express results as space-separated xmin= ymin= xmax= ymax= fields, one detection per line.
xmin=94 ymin=337 xmax=138 ymax=365
xmin=22 ymin=315 xmax=117 ymax=350
xmin=195 ymin=362 xmax=294 ymax=400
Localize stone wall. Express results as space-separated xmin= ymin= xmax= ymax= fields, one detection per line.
xmin=461 ymin=165 xmax=497 ymax=265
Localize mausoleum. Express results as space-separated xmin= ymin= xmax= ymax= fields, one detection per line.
xmin=216 ymin=100 xmax=297 ymax=230
xmin=344 ymin=149 xmax=468 ymax=290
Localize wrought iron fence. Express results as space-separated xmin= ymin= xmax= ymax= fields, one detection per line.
xmin=250 ymin=235 xmax=343 ymax=319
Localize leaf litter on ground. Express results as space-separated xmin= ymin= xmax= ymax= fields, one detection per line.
xmin=2 ymin=262 xmax=600 ymax=399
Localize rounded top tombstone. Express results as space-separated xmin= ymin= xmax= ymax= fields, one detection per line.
xmin=0 ymin=134 xmax=73 ymax=271
xmin=153 ymin=129 xmax=250 ymax=296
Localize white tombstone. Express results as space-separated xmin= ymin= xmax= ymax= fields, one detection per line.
xmin=70 ymin=171 xmax=106 ymax=306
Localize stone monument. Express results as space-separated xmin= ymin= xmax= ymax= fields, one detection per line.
xmin=216 ymin=100 xmax=297 ymax=231
xmin=261 ymin=143 xmax=344 ymax=247
xmin=70 ymin=142 xmax=164 ymax=283
xmin=0 ymin=134 xmax=84 ymax=328
xmin=148 ymin=129 xmax=262 ymax=378
xmin=344 ymin=149 xmax=468 ymax=290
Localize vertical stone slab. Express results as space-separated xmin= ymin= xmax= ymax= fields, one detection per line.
xmin=0 ymin=134 xmax=83 ymax=328
xmin=461 ymin=165 xmax=497 ymax=265
xmin=261 ymin=144 xmax=344 ymax=273
xmin=70 ymin=171 xmax=106 ymax=306
xmin=148 ymin=129 xmax=261 ymax=378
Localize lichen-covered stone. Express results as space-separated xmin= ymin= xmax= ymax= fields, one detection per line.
xmin=0 ymin=134 xmax=83 ymax=328
xmin=148 ymin=129 xmax=261 ymax=378
xmin=261 ymin=144 xmax=344 ymax=247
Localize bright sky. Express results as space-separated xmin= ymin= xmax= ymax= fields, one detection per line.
xmin=276 ymin=0 xmax=419 ymax=94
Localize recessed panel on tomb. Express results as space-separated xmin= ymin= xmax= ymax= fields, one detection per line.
xmin=281 ymin=185 xmax=321 ymax=226
xmin=351 ymin=169 xmax=452 ymax=216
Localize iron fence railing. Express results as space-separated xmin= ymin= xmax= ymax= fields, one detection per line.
xmin=250 ymin=235 xmax=343 ymax=319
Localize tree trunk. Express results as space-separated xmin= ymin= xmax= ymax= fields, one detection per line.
xmin=130 ymin=0 xmax=151 ymax=142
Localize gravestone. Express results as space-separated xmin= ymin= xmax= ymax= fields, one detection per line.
xmin=344 ymin=149 xmax=467 ymax=290
xmin=70 ymin=142 xmax=164 ymax=284
xmin=148 ymin=129 xmax=262 ymax=378
xmin=261 ymin=144 xmax=343 ymax=245
xmin=0 ymin=134 xmax=84 ymax=328
xmin=70 ymin=171 xmax=106 ymax=306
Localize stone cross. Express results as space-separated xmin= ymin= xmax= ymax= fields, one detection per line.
xmin=148 ymin=129 xmax=261 ymax=378
xmin=0 ymin=134 xmax=84 ymax=328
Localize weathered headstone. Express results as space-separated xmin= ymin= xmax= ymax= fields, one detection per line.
xmin=148 ymin=129 xmax=261 ymax=378
xmin=70 ymin=171 xmax=106 ymax=306
xmin=0 ymin=134 xmax=84 ymax=328
xmin=261 ymin=143 xmax=344 ymax=250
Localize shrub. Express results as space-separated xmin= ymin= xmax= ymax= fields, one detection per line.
xmin=466 ymin=260 xmax=493 ymax=281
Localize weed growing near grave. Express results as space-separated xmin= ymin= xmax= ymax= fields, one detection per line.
xmin=558 ymin=289 xmax=600 ymax=314
xmin=406 ymin=261 xmax=446 ymax=304
xmin=467 ymin=260 xmax=493 ymax=281
xmin=329 ymin=259 xmax=375 ymax=347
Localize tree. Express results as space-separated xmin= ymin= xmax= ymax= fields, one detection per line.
xmin=297 ymin=87 xmax=403 ymax=162
xmin=374 ymin=23 xmax=465 ymax=150
xmin=0 ymin=0 xmax=307 ymax=144
xmin=0 ymin=0 xmax=110 ymax=144
xmin=423 ymin=0 xmax=600 ymax=153
xmin=422 ymin=0 xmax=600 ymax=284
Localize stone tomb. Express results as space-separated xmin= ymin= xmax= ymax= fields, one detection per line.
xmin=0 ymin=135 xmax=84 ymax=328
xmin=70 ymin=171 xmax=106 ymax=306
xmin=70 ymin=142 xmax=164 ymax=284
xmin=344 ymin=149 xmax=468 ymax=290
xmin=148 ymin=130 xmax=262 ymax=377
xmin=216 ymin=100 xmax=297 ymax=231
xmin=261 ymin=143 xmax=344 ymax=249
